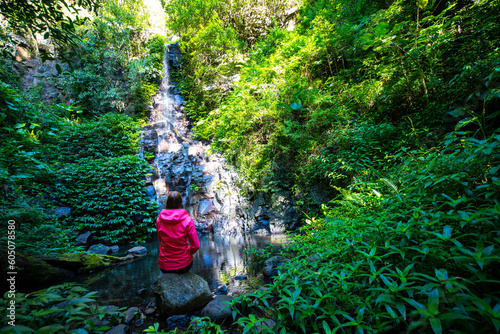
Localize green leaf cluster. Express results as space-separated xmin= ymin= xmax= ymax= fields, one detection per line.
xmin=229 ymin=131 xmax=500 ymax=333
xmin=53 ymin=155 xmax=156 ymax=244
xmin=0 ymin=283 xmax=123 ymax=333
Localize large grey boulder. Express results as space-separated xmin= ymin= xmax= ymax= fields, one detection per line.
xmin=201 ymin=295 xmax=234 ymax=323
xmin=152 ymin=272 xmax=213 ymax=316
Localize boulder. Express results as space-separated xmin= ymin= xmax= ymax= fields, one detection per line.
xmin=75 ymin=232 xmax=92 ymax=246
xmin=106 ymin=324 xmax=129 ymax=334
xmin=110 ymin=245 xmax=120 ymax=253
xmin=127 ymin=246 xmax=148 ymax=257
xmin=201 ymin=295 xmax=234 ymax=323
xmin=123 ymin=307 xmax=138 ymax=325
xmin=88 ymin=244 xmax=112 ymax=255
xmin=263 ymin=256 xmax=285 ymax=278
xmin=152 ymin=272 xmax=213 ymax=316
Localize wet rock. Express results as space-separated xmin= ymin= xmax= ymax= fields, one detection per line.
xmin=54 ymin=206 xmax=71 ymax=218
xmin=215 ymin=285 xmax=228 ymax=295
xmin=127 ymin=246 xmax=147 ymax=257
xmin=201 ymin=295 xmax=234 ymax=323
xmin=234 ymin=275 xmax=247 ymax=280
xmin=144 ymin=308 xmax=156 ymax=316
xmin=123 ymin=307 xmax=138 ymax=325
xmin=152 ymin=272 xmax=213 ymax=316
xmin=166 ymin=314 xmax=189 ymax=329
xmin=106 ymin=324 xmax=129 ymax=334
xmin=88 ymin=244 xmax=112 ymax=255
xmin=263 ymin=256 xmax=285 ymax=278
xmin=75 ymin=232 xmax=92 ymax=246
xmin=199 ymin=200 xmax=217 ymax=215
xmin=145 ymin=185 xmax=156 ymax=197
xmin=110 ymin=245 xmax=119 ymax=253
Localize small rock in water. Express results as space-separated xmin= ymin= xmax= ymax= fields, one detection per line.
xmin=166 ymin=314 xmax=189 ymax=329
xmin=87 ymin=244 xmax=112 ymax=255
xmin=127 ymin=246 xmax=147 ymax=257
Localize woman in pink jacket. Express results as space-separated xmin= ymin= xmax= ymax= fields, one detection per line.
xmin=156 ymin=191 xmax=200 ymax=273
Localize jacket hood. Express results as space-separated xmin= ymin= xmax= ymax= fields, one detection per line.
xmin=157 ymin=209 xmax=190 ymax=225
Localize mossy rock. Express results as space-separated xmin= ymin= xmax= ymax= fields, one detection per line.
xmin=40 ymin=253 xmax=125 ymax=272
xmin=0 ymin=246 xmax=73 ymax=294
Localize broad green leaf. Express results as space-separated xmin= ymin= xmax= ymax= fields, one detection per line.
xmin=429 ymin=317 xmax=442 ymax=334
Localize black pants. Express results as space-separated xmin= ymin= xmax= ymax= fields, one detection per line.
xmin=160 ymin=261 xmax=193 ymax=274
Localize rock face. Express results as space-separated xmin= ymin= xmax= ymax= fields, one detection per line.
xmin=152 ymin=272 xmax=213 ymax=316
xmin=201 ymin=295 xmax=234 ymax=323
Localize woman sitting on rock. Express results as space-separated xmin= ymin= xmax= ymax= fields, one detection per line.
xmin=156 ymin=191 xmax=200 ymax=273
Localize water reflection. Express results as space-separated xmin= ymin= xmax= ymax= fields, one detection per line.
xmin=82 ymin=234 xmax=286 ymax=306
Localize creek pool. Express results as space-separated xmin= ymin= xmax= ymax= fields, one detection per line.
xmin=79 ymin=233 xmax=287 ymax=306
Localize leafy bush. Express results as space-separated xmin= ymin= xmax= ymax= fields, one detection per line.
xmin=0 ymin=283 xmax=123 ymax=333
xmin=230 ymin=131 xmax=500 ymax=333
xmin=54 ymin=155 xmax=156 ymax=243
xmin=42 ymin=113 xmax=141 ymax=163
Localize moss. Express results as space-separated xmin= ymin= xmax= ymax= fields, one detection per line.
xmin=41 ymin=252 xmax=124 ymax=272
xmin=0 ymin=246 xmax=72 ymax=294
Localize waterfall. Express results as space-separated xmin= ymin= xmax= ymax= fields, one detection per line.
xmin=141 ymin=42 xmax=300 ymax=235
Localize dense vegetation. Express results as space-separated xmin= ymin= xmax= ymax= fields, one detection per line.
xmin=1 ymin=0 xmax=499 ymax=333
xmin=157 ymin=0 xmax=500 ymax=333
xmin=0 ymin=0 xmax=163 ymax=254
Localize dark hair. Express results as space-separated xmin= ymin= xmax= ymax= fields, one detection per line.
xmin=166 ymin=191 xmax=183 ymax=209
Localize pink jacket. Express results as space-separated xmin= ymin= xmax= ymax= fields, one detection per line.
xmin=156 ymin=209 xmax=200 ymax=271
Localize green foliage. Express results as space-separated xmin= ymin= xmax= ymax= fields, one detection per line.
xmin=0 ymin=0 xmax=97 ymax=55
xmin=0 ymin=283 xmax=123 ymax=333
xmin=230 ymin=131 xmax=500 ymax=333
xmin=42 ymin=113 xmax=141 ymax=163
xmin=54 ymin=155 xmax=156 ymax=243
xmin=171 ymin=0 xmax=500 ymax=200
xmin=1 ymin=0 xmax=163 ymax=252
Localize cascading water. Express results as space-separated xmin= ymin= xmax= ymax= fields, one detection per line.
xmin=142 ymin=42 xmax=256 ymax=235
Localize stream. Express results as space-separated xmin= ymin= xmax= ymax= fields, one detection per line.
xmin=80 ymin=234 xmax=286 ymax=307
